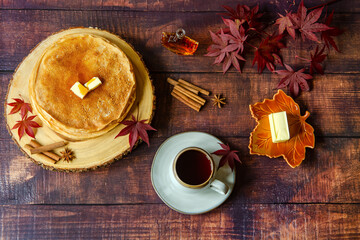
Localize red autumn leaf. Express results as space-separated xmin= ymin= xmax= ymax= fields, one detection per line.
xmin=246 ymin=4 xmax=264 ymax=31
xmin=289 ymin=0 xmax=332 ymax=42
xmin=226 ymin=19 xmax=248 ymax=53
xmin=275 ymin=64 xmax=313 ymax=97
xmin=219 ymin=4 xmax=263 ymax=31
xmin=205 ymin=28 xmax=246 ymax=73
xmin=115 ymin=115 xmax=156 ymax=152
xmin=12 ymin=115 xmax=41 ymax=140
xmin=309 ymin=46 xmax=327 ymax=75
xmin=220 ymin=4 xmax=251 ymax=24
xmin=7 ymin=97 xmax=32 ymax=118
xmin=321 ymin=10 xmax=344 ymax=52
xmin=275 ymin=12 xmax=296 ymax=39
xmin=205 ymin=29 xmax=232 ymax=64
xmin=252 ymin=34 xmax=285 ymax=73
xmin=212 ymin=143 xmax=241 ymax=171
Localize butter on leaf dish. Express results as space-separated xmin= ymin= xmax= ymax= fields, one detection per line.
xmin=268 ymin=111 xmax=290 ymax=143
xmin=248 ymin=90 xmax=315 ymax=168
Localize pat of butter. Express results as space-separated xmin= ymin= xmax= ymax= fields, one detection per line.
xmin=70 ymin=81 xmax=89 ymax=99
xmin=85 ymin=77 xmax=102 ymax=91
xmin=268 ymin=111 xmax=290 ymax=143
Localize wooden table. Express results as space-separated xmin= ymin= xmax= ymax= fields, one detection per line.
xmin=1 ymin=0 xmax=359 ymax=239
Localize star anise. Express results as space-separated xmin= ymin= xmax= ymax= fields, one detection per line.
xmin=60 ymin=147 xmax=75 ymax=163
xmin=212 ymin=94 xmax=226 ymax=108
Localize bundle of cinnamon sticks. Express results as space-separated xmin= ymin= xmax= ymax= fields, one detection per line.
xmin=167 ymin=78 xmax=210 ymax=111
xmin=24 ymin=140 xmax=67 ymax=163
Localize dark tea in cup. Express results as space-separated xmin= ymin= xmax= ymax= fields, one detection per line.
xmin=173 ymin=147 xmax=214 ymax=187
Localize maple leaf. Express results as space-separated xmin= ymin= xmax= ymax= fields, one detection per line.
xmin=275 ymin=64 xmax=313 ymax=97
xmin=227 ymin=20 xmax=248 ymax=53
xmin=309 ymin=46 xmax=327 ymax=75
xmin=220 ymin=4 xmax=263 ymax=31
xmin=212 ymin=143 xmax=241 ymax=171
xmin=220 ymin=4 xmax=251 ymax=24
xmin=205 ymin=29 xmax=233 ymax=64
xmin=7 ymin=96 xmax=32 ymax=118
xmin=321 ymin=10 xmax=344 ymax=52
xmin=205 ymin=29 xmax=245 ymax=73
xmin=275 ymin=12 xmax=296 ymax=39
xmin=252 ymin=34 xmax=285 ymax=73
xmin=246 ymin=4 xmax=263 ymax=31
xmin=12 ymin=115 xmax=41 ymax=140
xmin=249 ymin=90 xmax=315 ymax=168
xmin=115 ymin=115 xmax=156 ymax=151
xmin=289 ymin=0 xmax=332 ymax=42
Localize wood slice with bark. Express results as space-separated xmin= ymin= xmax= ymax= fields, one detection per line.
xmin=5 ymin=28 xmax=155 ymax=172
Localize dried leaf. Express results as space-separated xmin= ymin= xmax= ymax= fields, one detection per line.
xmin=247 ymin=4 xmax=264 ymax=30
xmin=220 ymin=4 xmax=263 ymax=31
xmin=309 ymin=46 xmax=327 ymax=75
xmin=115 ymin=115 xmax=156 ymax=151
xmin=275 ymin=64 xmax=313 ymax=97
xmin=275 ymin=12 xmax=296 ymax=39
xmin=220 ymin=4 xmax=251 ymax=24
xmin=7 ymin=96 xmax=32 ymax=118
xmin=12 ymin=115 xmax=41 ymax=140
xmin=252 ymin=34 xmax=285 ymax=73
xmin=205 ymin=28 xmax=246 ymax=73
xmin=227 ymin=20 xmax=248 ymax=53
xmin=249 ymin=90 xmax=315 ymax=168
xmin=289 ymin=0 xmax=332 ymax=42
xmin=321 ymin=10 xmax=344 ymax=52
xmin=212 ymin=143 xmax=241 ymax=171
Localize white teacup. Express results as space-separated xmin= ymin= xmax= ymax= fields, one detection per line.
xmin=172 ymin=147 xmax=229 ymax=195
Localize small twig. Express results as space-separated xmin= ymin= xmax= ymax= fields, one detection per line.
xmin=245 ymin=41 xmax=257 ymax=49
xmin=295 ymin=55 xmax=311 ymax=62
xmin=308 ymin=0 xmax=341 ymax=10
xmin=251 ymin=28 xmax=270 ymax=37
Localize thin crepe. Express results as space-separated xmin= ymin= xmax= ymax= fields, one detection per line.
xmin=29 ymin=34 xmax=136 ymax=140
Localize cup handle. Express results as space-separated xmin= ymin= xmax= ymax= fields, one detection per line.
xmin=210 ymin=179 xmax=229 ymax=195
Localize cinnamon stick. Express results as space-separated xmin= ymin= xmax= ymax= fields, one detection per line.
xmin=174 ymin=85 xmax=206 ymax=105
xmin=178 ymin=79 xmax=210 ymax=96
xmin=167 ymin=77 xmax=179 ymax=86
xmin=171 ymin=90 xmax=201 ymax=112
xmin=30 ymin=141 xmax=67 ymax=154
xmin=167 ymin=77 xmax=199 ymax=95
xmin=24 ymin=144 xmax=59 ymax=163
xmin=28 ymin=140 xmax=61 ymax=162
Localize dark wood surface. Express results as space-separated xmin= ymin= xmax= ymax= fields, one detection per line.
xmin=1 ymin=0 xmax=360 ymax=239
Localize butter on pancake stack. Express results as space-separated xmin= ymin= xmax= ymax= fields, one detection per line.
xmin=29 ymin=34 xmax=136 ymax=140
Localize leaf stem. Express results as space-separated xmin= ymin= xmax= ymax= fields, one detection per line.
xmin=302 ymin=111 xmax=311 ymax=120
xmin=295 ymin=55 xmax=311 ymax=62
xmin=250 ymin=28 xmax=270 ymax=37
xmin=245 ymin=41 xmax=257 ymax=49
xmin=136 ymin=102 xmax=140 ymax=121
xmin=308 ymin=0 xmax=341 ymax=10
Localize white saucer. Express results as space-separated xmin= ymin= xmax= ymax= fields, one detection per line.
xmin=151 ymin=131 xmax=236 ymax=214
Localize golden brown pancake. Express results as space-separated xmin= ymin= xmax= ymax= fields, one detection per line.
xmin=29 ymin=34 xmax=136 ymax=140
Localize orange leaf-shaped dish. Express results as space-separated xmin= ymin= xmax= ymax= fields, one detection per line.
xmin=249 ymin=90 xmax=315 ymax=168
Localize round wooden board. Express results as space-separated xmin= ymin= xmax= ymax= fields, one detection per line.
xmin=5 ymin=28 xmax=155 ymax=172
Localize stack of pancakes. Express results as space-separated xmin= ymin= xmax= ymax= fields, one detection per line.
xmin=29 ymin=34 xmax=136 ymax=140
